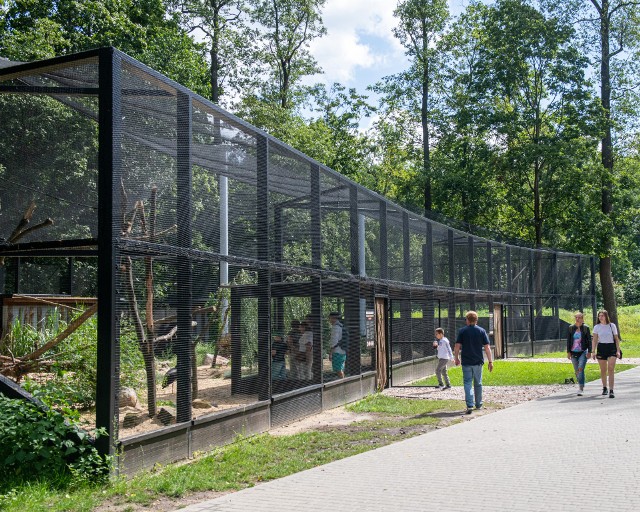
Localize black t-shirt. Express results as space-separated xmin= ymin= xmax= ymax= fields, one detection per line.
xmin=272 ymin=340 xmax=288 ymax=362
xmin=455 ymin=324 xmax=490 ymax=366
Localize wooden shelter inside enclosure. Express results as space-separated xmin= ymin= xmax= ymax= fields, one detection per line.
xmin=0 ymin=48 xmax=597 ymax=474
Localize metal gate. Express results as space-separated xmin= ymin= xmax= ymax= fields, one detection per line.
xmin=503 ymin=303 xmax=535 ymax=358
xmin=388 ymin=298 xmax=441 ymax=387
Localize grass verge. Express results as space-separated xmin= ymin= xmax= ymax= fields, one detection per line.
xmin=413 ymin=361 xmax=636 ymax=386
xmin=0 ymin=397 xmax=466 ymax=512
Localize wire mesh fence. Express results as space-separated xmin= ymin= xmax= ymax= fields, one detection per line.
xmin=0 ymin=49 xmax=597 ymax=467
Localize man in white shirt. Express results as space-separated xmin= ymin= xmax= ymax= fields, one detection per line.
xmin=328 ymin=312 xmax=346 ymax=379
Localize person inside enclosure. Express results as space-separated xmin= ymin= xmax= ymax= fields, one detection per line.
xmin=295 ymin=320 xmax=313 ymax=380
xmin=433 ymin=327 xmax=453 ymax=389
xmin=286 ymin=319 xmax=301 ymax=378
xmin=328 ymin=312 xmax=346 ymax=379
xmin=454 ymin=311 xmax=494 ymax=414
xmin=271 ymin=332 xmax=288 ymax=380
xmin=566 ymin=312 xmax=591 ymax=396
xmin=592 ymin=310 xmax=621 ymax=398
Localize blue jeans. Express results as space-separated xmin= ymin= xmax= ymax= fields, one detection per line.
xmin=272 ymin=360 xmax=286 ymax=380
xmin=462 ymin=364 xmax=484 ymax=409
xmin=570 ymin=351 xmax=588 ymax=387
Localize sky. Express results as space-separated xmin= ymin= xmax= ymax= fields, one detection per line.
xmin=308 ymin=0 xmax=471 ymax=97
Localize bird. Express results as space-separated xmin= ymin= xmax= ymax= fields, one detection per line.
xmin=162 ymin=367 xmax=178 ymax=389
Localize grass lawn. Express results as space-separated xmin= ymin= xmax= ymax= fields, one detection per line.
xmin=414 ymin=360 xmax=636 ymax=386
xmin=0 ymin=397 xmax=466 ymax=512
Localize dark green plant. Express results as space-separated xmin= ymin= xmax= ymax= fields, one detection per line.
xmin=0 ymin=396 xmax=110 ymax=485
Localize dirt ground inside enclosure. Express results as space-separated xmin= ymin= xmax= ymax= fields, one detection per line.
xmin=117 ymin=364 xmax=259 ymax=438
xmin=77 ymin=357 xmax=372 ymax=436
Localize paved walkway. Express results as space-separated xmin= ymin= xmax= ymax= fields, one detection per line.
xmin=178 ymin=367 xmax=640 ymax=512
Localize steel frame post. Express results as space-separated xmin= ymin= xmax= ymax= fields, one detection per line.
xmin=256 ymin=135 xmax=271 ymax=399
xmin=96 ymin=48 xmax=121 ymax=457
xmin=176 ymin=91 xmax=193 ymax=423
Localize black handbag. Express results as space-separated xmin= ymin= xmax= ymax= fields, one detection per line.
xmin=611 ymin=324 xmax=622 ymax=359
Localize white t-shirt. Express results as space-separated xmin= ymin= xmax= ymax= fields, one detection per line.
xmin=330 ymin=322 xmax=346 ymax=355
xmin=593 ymin=323 xmax=618 ymax=344
xmin=299 ymin=331 xmax=313 ymax=353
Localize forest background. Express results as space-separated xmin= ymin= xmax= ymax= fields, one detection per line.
xmin=1 ymin=0 xmax=639 ymax=325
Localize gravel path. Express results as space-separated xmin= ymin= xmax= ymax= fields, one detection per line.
xmin=384 ymin=383 xmax=567 ymax=406
xmin=384 ymin=357 xmax=639 ymax=406
xmin=506 ymin=356 xmax=640 ymax=364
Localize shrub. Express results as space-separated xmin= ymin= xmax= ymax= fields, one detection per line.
xmin=0 ymin=395 xmax=110 ymax=484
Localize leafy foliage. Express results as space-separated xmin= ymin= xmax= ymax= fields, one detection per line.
xmin=0 ymin=395 xmax=110 ymax=486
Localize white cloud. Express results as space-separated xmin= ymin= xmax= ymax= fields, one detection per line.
xmin=309 ymin=0 xmax=407 ymax=85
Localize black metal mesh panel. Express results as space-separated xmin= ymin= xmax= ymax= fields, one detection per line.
xmin=0 ymin=65 xmax=99 ymax=244
xmin=492 ymin=245 xmax=508 ymax=291
xmin=474 ymin=240 xmax=489 ymax=290
xmin=408 ymin=216 xmax=425 ymax=284
xmin=359 ymin=189 xmax=381 ymax=279
xmin=510 ymin=247 xmax=529 ymax=295
xmin=320 ymin=170 xmax=350 ymax=273
xmin=386 ymin=208 xmax=405 ymax=282
xmin=432 ymin=225 xmax=450 ymax=287
xmin=557 ymin=254 xmax=580 ymax=296
xmin=453 ymin=233 xmax=470 ymax=290
xmin=268 ymin=144 xmax=312 ymax=268
xmin=119 ymin=61 xmax=178 ymax=249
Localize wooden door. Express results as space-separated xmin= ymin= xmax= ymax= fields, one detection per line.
xmin=375 ymin=297 xmax=388 ymax=391
xmin=493 ymin=304 xmax=504 ymax=359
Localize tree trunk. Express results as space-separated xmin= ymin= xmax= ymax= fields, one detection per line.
xmin=210 ymin=7 xmax=221 ymax=103
xmin=598 ymin=1 xmax=619 ymax=328
xmin=422 ymin=60 xmax=431 ymax=213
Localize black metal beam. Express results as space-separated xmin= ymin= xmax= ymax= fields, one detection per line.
xmin=0 ymin=48 xmax=101 ymax=79
xmin=0 ymin=238 xmax=98 ymax=254
xmin=423 ymin=222 xmax=433 ymax=286
xmin=403 ymin=212 xmax=410 ymax=283
xmin=349 ymin=184 xmax=359 ymax=276
xmin=380 ymin=201 xmax=388 ymax=280
xmin=505 ymin=246 xmax=512 ymax=294
xmin=95 ymin=48 xmax=120 ymax=458
xmin=0 ymin=85 xmax=99 ymax=95
xmin=256 ymin=135 xmax=271 ymax=401
xmin=310 ymin=164 xmax=321 ymax=269
xmin=448 ymin=230 xmax=454 ymax=288
xmin=590 ymin=256 xmax=597 ymax=326
xmin=468 ymin=237 xmax=476 ymax=310
xmin=176 ymin=90 xmax=193 ymax=424
xmin=0 ymin=249 xmax=97 ymax=257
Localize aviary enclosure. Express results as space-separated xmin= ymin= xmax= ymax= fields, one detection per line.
xmin=0 ymin=48 xmax=596 ymax=474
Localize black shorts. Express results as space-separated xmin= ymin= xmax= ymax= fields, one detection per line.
xmin=596 ymin=343 xmax=617 ymax=360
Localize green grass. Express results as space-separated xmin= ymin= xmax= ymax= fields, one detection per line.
xmin=0 ymin=396 xmax=465 ymax=512
xmin=347 ymin=394 xmax=461 ymax=415
xmin=414 ymin=360 xmax=636 ymax=386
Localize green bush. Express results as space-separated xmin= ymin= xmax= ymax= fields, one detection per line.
xmin=0 ymin=396 xmax=110 ymax=485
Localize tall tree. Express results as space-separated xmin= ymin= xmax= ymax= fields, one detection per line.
xmin=541 ymin=0 xmax=640 ymax=326
xmin=0 ymin=0 xmax=209 ymax=95
xmin=171 ymin=0 xmax=248 ymax=103
xmin=477 ymin=0 xmax=603 ymax=248
xmin=249 ymin=0 xmax=326 ymax=109
xmin=392 ymin=0 xmax=449 ymax=214
xmin=432 ymin=1 xmax=497 ymax=229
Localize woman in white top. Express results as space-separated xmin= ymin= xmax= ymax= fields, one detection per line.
xmin=591 ymin=310 xmax=621 ymax=398
xmin=296 ymin=321 xmax=314 ymax=380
